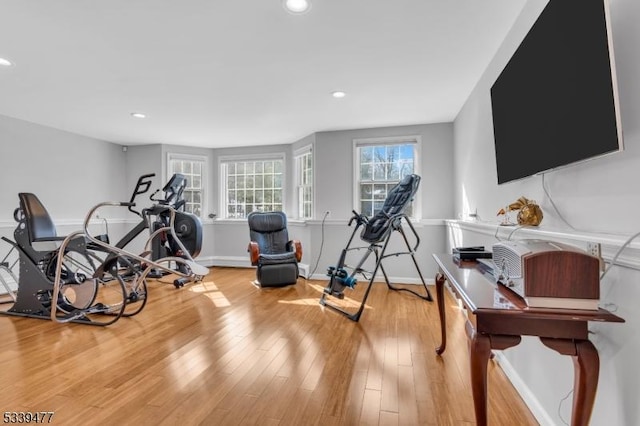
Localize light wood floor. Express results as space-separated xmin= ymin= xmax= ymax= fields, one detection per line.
xmin=0 ymin=267 xmax=538 ymax=425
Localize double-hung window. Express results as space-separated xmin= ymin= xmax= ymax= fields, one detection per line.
xmin=220 ymin=155 xmax=285 ymax=219
xmin=167 ymin=153 xmax=207 ymax=218
xmin=294 ymin=146 xmax=313 ymax=219
xmin=354 ymin=136 xmax=420 ymax=218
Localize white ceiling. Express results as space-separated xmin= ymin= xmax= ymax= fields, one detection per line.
xmin=0 ymin=0 xmax=526 ymax=149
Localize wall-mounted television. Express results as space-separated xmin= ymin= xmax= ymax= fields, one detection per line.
xmin=490 ymin=0 xmax=623 ymax=185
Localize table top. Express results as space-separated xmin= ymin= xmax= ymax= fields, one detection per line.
xmin=432 ymin=253 xmax=624 ymax=323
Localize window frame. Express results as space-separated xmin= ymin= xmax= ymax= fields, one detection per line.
xmin=218 ymin=152 xmax=287 ymax=219
xmin=294 ymin=145 xmax=313 ymax=220
xmin=352 ymin=135 xmax=422 ymax=219
xmin=166 ymin=152 xmax=208 ymax=220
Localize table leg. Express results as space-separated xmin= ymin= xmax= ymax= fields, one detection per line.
xmin=467 ymin=322 xmax=492 ymax=426
xmin=571 ymin=340 xmax=599 ymax=426
xmin=435 ymin=272 xmax=447 ymax=355
xmin=540 ymin=338 xmax=599 ymax=426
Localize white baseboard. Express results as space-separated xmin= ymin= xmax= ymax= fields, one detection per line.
xmin=201 ymin=255 xmax=250 ymax=268
xmin=493 ymin=352 xmax=556 ymax=426
xmin=308 ymin=273 xmax=435 ymax=285
xmin=202 ymin=256 xmax=310 ymax=280
xmin=200 ymin=258 xmax=434 ymax=287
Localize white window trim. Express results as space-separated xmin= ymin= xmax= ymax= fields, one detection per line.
xmin=218 ymin=152 xmax=287 ymax=220
xmin=352 ymin=135 xmax=422 ymax=219
xmin=294 ymin=144 xmax=314 ymax=220
xmin=166 ymin=152 xmax=208 ymax=220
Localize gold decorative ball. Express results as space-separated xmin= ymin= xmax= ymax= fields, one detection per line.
xmin=517 ymin=203 xmax=543 ymax=226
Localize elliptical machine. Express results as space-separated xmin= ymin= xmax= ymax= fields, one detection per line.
xmin=103 ymin=173 xmax=204 ymax=288
xmin=0 ymin=191 xmax=206 ymax=326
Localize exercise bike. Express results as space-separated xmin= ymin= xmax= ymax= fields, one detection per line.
xmin=52 ymin=198 xmax=208 ymax=324
xmin=99 ymin=173 xmax=204 ymax=288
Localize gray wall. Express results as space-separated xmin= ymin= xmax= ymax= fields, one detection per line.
xmin=11 ymin=4 xmax=628 ymax=419
xmin=124 ymin=144 xmax=162 ymax=200
xmin=122 ymin=143 xmax=216 ymax=257
xmin=0 ymin=114 xmax=127 ymax=221
xmin=314 ymin=123 xmax=454 ymax=221
xmin=309 ymin=124 xmax=454 ymax=280
xmin=0 ymin=114 xmax=130 ymax=284
xmin=140 ymin=124 xmax=454 ymax=281
xmin=453 ymin=0 xmax=640 ymax=424
xmin=118 ymin=124 xmax=454 ymax=282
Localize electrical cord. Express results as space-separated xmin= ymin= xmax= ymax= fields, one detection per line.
xmin=597 ymin=229 xmax=640 ymax=312
xmin=507 ymin=225 xmax=524 ymax=240
xmin=543 ymin=172 xmax=636 ymax=309
xmin=542 ymin=173 xmax=576 ymax=230
xmin=542 ymin=174 xmax=638 ymax=274
xmin=308 ymin=210 xmax=330 ymax=279
xmin=494 ymin=225 xmax=502 ymax=242
xmin=557 ymin=388 xmax=573 ymax=426
xmin=600 ymin=229 xmax=640 ymax=280
xmin=493 ymin=224 xmax=523 ymax=241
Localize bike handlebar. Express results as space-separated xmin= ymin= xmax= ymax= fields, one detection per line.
xmin=128 ymin=173 xmax=155 ymax=216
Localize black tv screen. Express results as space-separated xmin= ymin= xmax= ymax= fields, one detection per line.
xmin=490 ymin=0 xmax=622 ymax=184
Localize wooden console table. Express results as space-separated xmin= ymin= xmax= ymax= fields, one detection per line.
xmin=432 ymin=254 xmax=624 ymax=426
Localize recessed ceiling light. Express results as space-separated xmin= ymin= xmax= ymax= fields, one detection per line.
xmin=331 ymin=91 xmax=346 ymax=98
xmin=0 ymin=57 xmax=13 ymax=67
xmin=130 ymin=112 xmax=147 ymax=119
xmin=283 ymin=0 xmax=311 ymax=14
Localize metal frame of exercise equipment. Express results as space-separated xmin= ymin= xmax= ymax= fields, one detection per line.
xmin=107 ymin=173 xmax=203 ymax=288
xmin=0 ymin=195 xmax=207 ymax=326
xmin=49 ymin=201 xmax=208 ymax=325
xmin=319 ymin=174 xmax=432 ymax=322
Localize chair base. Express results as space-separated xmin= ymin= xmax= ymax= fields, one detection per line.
xmin=256 ymin=263 xmax=298 ymax=287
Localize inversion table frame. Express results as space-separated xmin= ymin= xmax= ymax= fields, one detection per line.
xmin=319 ymin=174 xmax=433 ymax=321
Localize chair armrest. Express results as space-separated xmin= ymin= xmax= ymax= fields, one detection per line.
xmin=289 ymin=240 xmax=302 ymax=262
xmin=248 ymin=241 xmax=260 ymax=266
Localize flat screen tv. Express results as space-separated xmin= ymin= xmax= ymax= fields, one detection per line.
xmin=490 ymin=0 xmax=623 ymax=184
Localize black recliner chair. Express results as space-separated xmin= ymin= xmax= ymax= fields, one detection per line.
xmin=247 ymin=211 xmax=302 ymax=287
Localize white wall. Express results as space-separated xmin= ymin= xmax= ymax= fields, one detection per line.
xmin=453 ymin=0 xmax=640 ymax=424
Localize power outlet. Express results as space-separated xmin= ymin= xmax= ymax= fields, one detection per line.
xmin=587 ymin=242 xmax=601 ymax=257
xmin=587 ymin=242 xmax=605 ymax=272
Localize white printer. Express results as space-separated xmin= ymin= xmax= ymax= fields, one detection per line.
xmin=492 ymin=240 xmax=600 ymax=310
